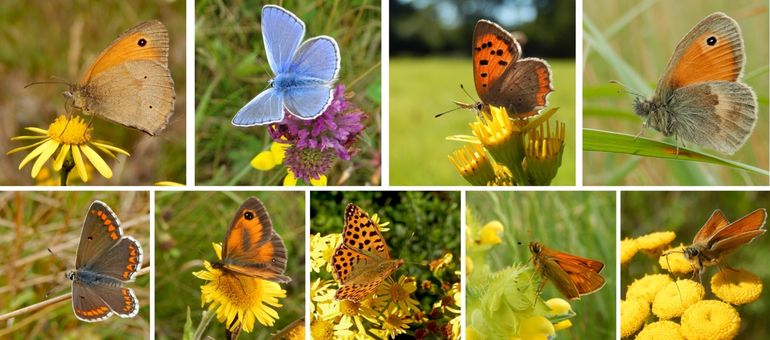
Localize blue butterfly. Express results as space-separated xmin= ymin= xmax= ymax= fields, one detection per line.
xmin=232 ymin=5 xmax=341 ymax=126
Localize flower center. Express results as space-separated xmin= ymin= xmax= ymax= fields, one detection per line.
xmin=339 ymin=300 xmax=361 ymax=316
xmin=215 ymin=274 xmax=264 ymax=308
xmin=48 ymin=115 xmax=91 ymax=145
xmin=389 ymin=283 xmax=408 ymax=302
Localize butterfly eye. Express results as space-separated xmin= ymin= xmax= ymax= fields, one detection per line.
xmin=706 ymin=36 xmax=717 ymax=46
xmin=137 ymin=38 xmax=147 ymax=47
xmin=243 ymin=211 xmax=255 ymax=220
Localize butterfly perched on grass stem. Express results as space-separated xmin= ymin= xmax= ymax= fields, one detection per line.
xmin=665 ymin=208 xmax=766 ymax=282
xmin=331 ymin=204 xmax=403 ymax=302
xmin=528 ymin=241 xmax=605 ymax=300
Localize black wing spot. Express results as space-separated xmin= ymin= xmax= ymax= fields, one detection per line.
xmin=244 ymin=211 xmax=255 ymax=220
xmin=496 ymin=49 xmax=504 ymax=56
xmin=706 ymin=36 xmax=717 ymax=46
xmin=480 ymin=73 xmax=488 ymax=78
xmin=498 ymin=60 xmax=508 ymax=66
xmin=138 ymin=38 xmax=147 ymax=47
xmin=479 ymin=60 xmax=489 ymax=66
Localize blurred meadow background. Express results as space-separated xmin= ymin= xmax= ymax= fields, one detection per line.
xmin=0 ymin=0 xmax=187 ymax=185
xmin=583 ymin=0 xmax=769 ymax=185
xmin=390 ymin=0 xmax=576 ymax=185
xmin=0 ymin=191 xmax=150 ymax=339
xmin=195 ymin=0 xmax=382 ymax=185
xmin=154 ymin=191 xmax=304 ymax=339
xmin=621 ymin=191 xmax=770 ymax=339
xmin=466 ymin=191 xmax=616 ymax=339
xmin=310 ymin=191 xmax=461 ymax=338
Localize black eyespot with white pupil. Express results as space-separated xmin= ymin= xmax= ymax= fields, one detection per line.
xmin=706 ymin=36 xmax=717 ymax=46
xmin=244 ymin=211 xmax=254 ymax=220
xmin=138 ymin=38 xmax=147 ymax=47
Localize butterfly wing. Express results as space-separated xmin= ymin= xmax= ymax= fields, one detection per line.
xmin=667 ymin=81 xmax=756 ymax=154
xmin=85 ymin=237 xmax=143 ymax=282
xmin=290 ymin=36 xmax=340 ymax=82
xmin=342 ymin=204 xmax=391 ymax=259
xmin=221 ymin=197 xmax=291 ymax=283
xmin=487 ymin=58 xmax=552 ymax=117
xmin=283 ymin=86 xmax=333 ymax=120
xmin=537 ymin=245 xmax=605 ymax=299
xmin=472 ymin=20 xmax=520 ymax=104
xmin=262 ymin=5 xmax=305 ymax=74
xmin=232 ymin=88 xmax=285 ymax=126
xmin=706 ymin=208 xmax=766 ymax=253
xmin=71 ymin=281 xmax=114 ymax=322
xmin=692 ymin=209 xmax=730 ymax=245
xmin=657 ymin=12 xmax=744 ymax=94
xmin=76 ymin=201 xmax=124 ymax=269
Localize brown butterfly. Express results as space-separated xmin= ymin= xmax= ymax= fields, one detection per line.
xmin=672 ymin=208 xmax=766 ymax=282
xmin=529 ymin=241 xmax=605 ymax=300
xmin=211 ymin=197 xmax=291 ymax=283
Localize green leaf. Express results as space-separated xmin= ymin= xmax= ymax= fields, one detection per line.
xmin=583 ymin=129 xmax=770 ymax=176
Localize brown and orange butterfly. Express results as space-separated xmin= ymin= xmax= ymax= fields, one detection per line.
xmin=529 ymin=241 xmax=605 ymax=300
xmin=211 ymin=197 xmax=291 ymax=283
xmin=331 ymin=204 xmax=403 ymax=302
xmin=667 ymin=208 xmax=766 ymax=282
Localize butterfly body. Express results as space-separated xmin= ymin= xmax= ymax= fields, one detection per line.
xmin=213 ymin=197 xmax=291 ymax=283
xmin=66 ymin=20 xmax=175 ymax=136
xmin=529 ymin=241 xmax=605 ymax=300
xmin=232 ymin=6 xmax=340 ymax=127
xmin=631 ymin=12 xmax=757 ymax=154
xmin=68 ymin=201 xmax=143 ymax=322
xmin=332 ymin=204 xmax=403 ymax=302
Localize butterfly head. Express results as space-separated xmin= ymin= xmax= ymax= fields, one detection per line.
xmin=632 ymin=97 xmax=656 ymax=118
xmin=682 ymin=246 xmax=700 ymax=260
xmin=528 ymin=241 xmax=543 ymax=255
xmin=65 ymin=270 xmax=76 ymax=281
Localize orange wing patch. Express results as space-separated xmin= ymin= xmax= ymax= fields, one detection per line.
xmin=473 ymin=20 xmax=519 ymax=99
xmin=80 ymin=21 xmax=168 ymax=83
xmin=92 ymin=208 xmax=121 ymax=241
xmin=669 ymin=32 xmax=742 ymax=88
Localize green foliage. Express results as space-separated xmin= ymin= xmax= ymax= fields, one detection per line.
xmin=154 ymin=191 xmax=305 ymax=340
xmin=583 ymin=0 xmax=769 ymax=185
xmin=195 ymin=0 xmax=381 ymax=185
xmin=466 ymin=191 xmax=616 ymax=339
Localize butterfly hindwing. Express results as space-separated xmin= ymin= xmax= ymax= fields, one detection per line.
xmin=86 ymin=237 xmax=143 ymax=282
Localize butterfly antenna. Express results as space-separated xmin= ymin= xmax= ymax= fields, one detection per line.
xmin=459 ymin=84 xmax=477 ymax=103
xmin=24 ymin=79 xmax=71 ymax=89
xmin=45 ymin=248 xmax=71 ymax=298
xmin=608 ymin=80 xmax=644 ymax=98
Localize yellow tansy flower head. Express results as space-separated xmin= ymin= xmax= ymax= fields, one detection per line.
xmin=635 ymin=231 xmax=676 ymax=253
xmin=680 ymin=300 xmax=740 ymax=340
xmin=620 ymin=299 xmax=650 ymax=338
xmin=652 ymin=279 xmax=704 ymax=320
xmin=636 ymin=320 xmax=684 ymax=340
xmin=659 ymin=244 xmax=694 ymax=275
xmin=620 ymin=238 xmax=639 ymax=265
xmin=626 ymin=274 xmax=672 ymax=304
xmin=711 ymin=268 xmax=763 ymax=305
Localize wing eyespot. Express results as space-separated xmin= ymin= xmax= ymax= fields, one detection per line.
xmin=138 ymin=38 xmax=147 ymax=47
xmin=244 ymin=211 xmax=255 ymax=220
xmin=706 ymin=36 xmax=717 ymax=46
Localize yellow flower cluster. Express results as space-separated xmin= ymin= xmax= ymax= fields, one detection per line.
xmin=621 ymin=231 xmax=676 ymax=264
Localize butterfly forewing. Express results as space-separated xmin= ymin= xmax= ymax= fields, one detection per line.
xmin=531 ymin=242 xmax=605 ymax=300
xmin=692 ymin=209 xmax=730 ymax=245
xmin=76 ymin=201 xmax=124 ymax=269
xmin=705 ymin=208 xmax=766 ymax=254
xmin=261 ymin=5 xmax=305 ymax=73
xmin=472 ymin=20 xmax=520 ymax=103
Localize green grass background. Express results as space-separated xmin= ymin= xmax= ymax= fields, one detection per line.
xmin=389 ymin=58 xmax=576 ymax=186
xmin=195 ymin=0 xmax=382 ymax=185
xmin=0 ymin=0 xmax=187 ymax=185
xmin=466 ymin=191 xmax=616 ymax=339
xmin=621 ymin=191 xmax=770 ymax=339
xmin=154 ymin=191 xmax=305 ymax=339
xmin=0 ymin=191 xmax=150 ymax=339
xmin=583 ymin=0 xmax=769 ymax=185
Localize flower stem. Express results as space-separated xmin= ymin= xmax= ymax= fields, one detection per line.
xmin=60 ymin=155 xmax=75 ymax=186
xmin=193 ymin=309 xmax=216 ymax=340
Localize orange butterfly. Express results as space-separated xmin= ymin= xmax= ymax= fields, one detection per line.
xmin=669 ymin=208 xmax=766 ymax=282
xmin=529 ymin=241 xmax=605 ymax=300
xmin=331 ymin=204 xmax=403 ymax=302
xmin=211 ymin=197 xmax=291 ymax=283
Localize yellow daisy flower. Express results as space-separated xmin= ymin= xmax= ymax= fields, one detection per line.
xmin=375 ymin=275 xmax=419 ymax=312
xmin=7 ymin=115 xmax=129 ymax=183
xmin=659 ymin=244 xmax=694 ymax=274
xmin=310 ymin=278 xmax=336 ymax=314
xmin=193 ymin=243 xmax=286 ymax=332
xmin=635 ymin=231 xmax=676 ymax=253
xmin=310 ymin=233 xmax=342 ymax=273
xmin=310 ymin=317 xmax=335 ymax=339
xmin=711 ymin=268 xmax=763 ymax=305
xmin=636 ymin=320 xmax=684 ymax=340
xmin=377 ymin=307 xmax=412 ymax=338
xmin=335 ymin=299 xmax=380 ymax=337
xmin=626 ymin=274 xmax=672 ymax=304
xmin=620 ymin=299 xmax=650 ymax=338
xmin=652 ymin=279 xmax=704 ymax=319
xmin=680 ymin=300 xmax=740 ymax=340
xmin=620 ymin=238 xmax=638 ymax=265
xmin=449 ymin=144 xmax=497 ymax=186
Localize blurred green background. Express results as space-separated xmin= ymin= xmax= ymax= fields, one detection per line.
xmin=621 ymin=191 xmax=770 ymax=339
xmin=390 ymin=0 xmax=576 ymax=185
xmin=466 ymin=191 xmax=616 ymax=339
xmin=0 ymin=0 xmax=187 ymax=185
xmin=195 ymin=0 xmax=382 ymax=185
xmin=310 ymin=191 xmax=461 ymax=336
xmin=0 ymin=191 xmax=150 ymax=339
xmin=154 ymin=191 xmax=304 ymax=339
xmin=583 ymin=0 xmax=769 ymax=185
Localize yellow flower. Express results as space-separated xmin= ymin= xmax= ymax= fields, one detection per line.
xmin=448 ymin=144 xmax=497 ymax=186
xmin=652 ymin=279 xmax=704 ymax=319
xmin=635 ymin=231 xmax=676 ymax=253
xmin=545 ymin=298 xmax=572 ymax=315
xmin=284 ymin=168 xmax=327 ymax=186
xmin=7 ymin=115 xmax=129 ymax=183
xmin=711 ymin=268 xmax=763 ymax=305
xmin=466 ymin=256 xmax=474 ymax=275
xmin=251 ymin=141 xmax=289 ymax=170
xmin=636 ymin=320 xmax=684 ymax=340
xmin=620 ymin=238 xmax=638 ymax=265
xmin=524 ymin=118 xmax=566 ymax=185
xmin=155 ymin=181 xmax=184 ymax=186
xmin=310 ymin=278 xmax=336 ymax=314
xmin=626 ymin=274 xmax=672 ymax=304
xmin=478 ymin=220 xmax=504 ymax=245
xmin=552 ymin=320 xmax=572 ymax=331
xmin=680 ymin=300 xmax=740 ymax=340
xmin=334 ymin=299 xmax=380 ymax=336
xmin=310 ymin=233 xmax=342 ymax=273
xmin=429 ymin=252 xmax=453 ymax=272
xmin=310 ymin=317 xmax=335 ymax=339
xmin=193 ymin=243 xmax=286 ymax=332
xmin=620 ymin=299 xmax=649 ymax=338
xmin=378 ymin=307 xmax=412 ymax=338
xmin=659 ymin=244 xmax=694 ymax=274
xmin=375 ymin=275 xmax=419 ymax=312
xmin=470 ymin=106 xmax=525 ymax=175
xmin=518 ymin=315 xmax=554 ymax=340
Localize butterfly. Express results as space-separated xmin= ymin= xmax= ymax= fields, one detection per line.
xmin=65 ymin=21 xmax=175 ymax=136
xmin=210 ymin=197 xmax=291 ymax=283
xmin=331 ymin=204 xmax=404 ymax=302
xmin=631 ymin=12 xmax=757 ymax=155
xmin=68 ymin=201 xmax=143 ymax=322
xmin=528 ymin=241 xmax=605 ymax=300
xmin=667 ymin=208 xmax=766 ymax=282
xmin=232 ymin=5 xmax=341 ymax=126
xmin=455 ymin=19 xmax=553 ymax=119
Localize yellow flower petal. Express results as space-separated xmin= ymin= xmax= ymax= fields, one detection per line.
xmin=310 ymin=175 xmax=327 ymax=186
xmin=636 ymin=231 xmax=676 ymax=252
xmin=711 ymin=268 xmax=763 ymax=305
xmin=283 ymin=170 xmax=298 ymax=186
xmin=80 ymin=144 xmax=112 ymax=179
xmin=53 ymin=143 xmax=70 ymax=170
xmin=91 ymin=141 xmax=130 ymax=156
xmin=620 ymin=238 xmax=638 ymax=265
xmin=680 ymin=300 xmax=740 ymax=340
xmin=71 ymin=145 xmax=89 ymax=182
xmin=18 ymin=139 xmax=54 ymax=170
xmin=251 ymin=150 xmax=277 ymax=170
xmin=478 ymin=220 xmax=504 ymax=245
xmin=627 ymin=274 xmax=672 ymax=304
xmin=270 ymin=141 xmax=289 ymax=163
xmin=518 ymin=315 xmax=554 ymax=339
xmin=30 ymin=140 xmax=59 ymax=178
